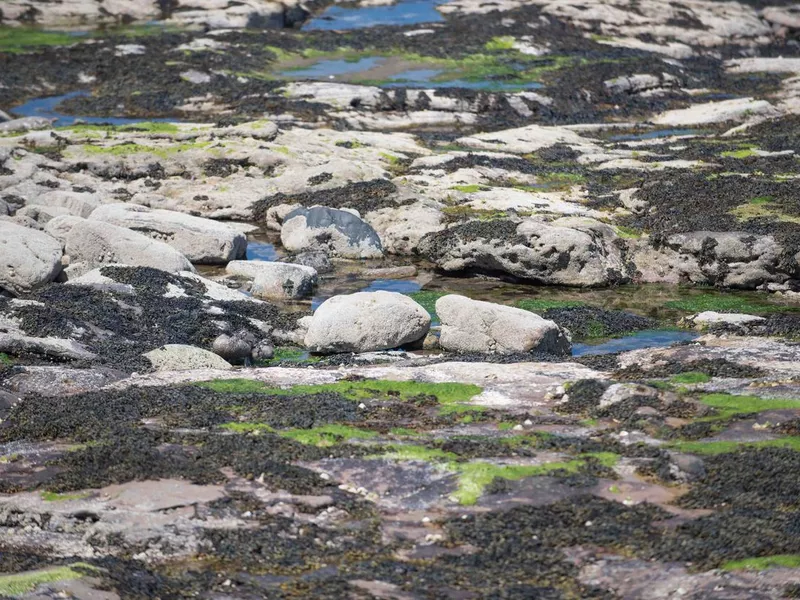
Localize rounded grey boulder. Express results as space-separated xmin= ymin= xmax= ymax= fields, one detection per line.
xmin=0 ymin=221 xmax=63 ymax=296
xmin=281 ymin=206 xmax=383 ymax=259
xmin=436 ymin=295 xmax=571 ymax=355
xmin=304 ymin=291 xmax=430 ymax=353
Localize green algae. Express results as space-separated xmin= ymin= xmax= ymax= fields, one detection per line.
xmin=0 ymin=352 xmax=13 ymax=365
xmin=380 ymin=444 xmax=458 ymax=462
xmin=0 ymin=564 xmax=97 ymax=596
xmin=668 ymin=436 xmax=800 ymax=455
xmin=722 ymin=554 xmax=800 ymax=571
xmin=0 ymin=27 xmax=78 ymax=54
xmin=663 ymin=293 xmax=791 ymax=314
xmin=615 ymin=225 xmax=643 ymax=239
xmin=79 ymin=141 xmax=211 ymax=159
xmin=721 ymin=145 xmax=759 ymax=159
xmin=451 ymin=184 xmax=490 ymax=193
xmin=670 ymin=372 xmax=711 ymax=385
xmin=41 ymin=491 xmax=92 ymax=502
xmin=407 ymin=290 xmax=447 ymax=319
xmin=699 ymin=393 xmax=800 ymax=420
xmin=485 ymin=36 xmax=516 ymax=51
xmin=220 ymin=422 xmax=275 ymax=434
xmin=280 ymin=424 xmax=378 ymax=447
xmin=63 ymin=122 xmax=180 ymax=134
xmin=197 ymin=379 xmax=483 ymax=417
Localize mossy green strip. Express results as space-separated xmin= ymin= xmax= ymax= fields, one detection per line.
xmin=722 ymin=554 xmax=800 ymax=571
xmin=0 ymin=564 xmax=97 ymax=596
xmin=279 ymin=425 xmax=378 ymax=447
xmin=41 ymin=491 xmax=91 ymax=502
xmin=380 ymin=444 xmax=458 ymax=462
xmin=0 ymin=352 xmax=12 ymax=366
xmin=669 ymin=372 xmax=711 ymax=384
xmin=699 ymin=393 xmax=800 ymax=420
xmin=450 ymin=184 xmax=490 ymax=193
xmin=668 ymin=436 xmax=800 ymax=455
xmin=0 ymin=27 xmax=79 ymax=53
xmin=664 ymin=293 xmax=791 ymax=314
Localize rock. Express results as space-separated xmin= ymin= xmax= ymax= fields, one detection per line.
xmin=37 ymin=190 xmax=100 ymax=218
xmin=144 ymin=344 xmax=233 ymax=371
xmin=212 ymin=332 xmax=253 ymax=363
xmin=0 ymin=117 xmax=54 ymax=133
xmin=599 ymin=383 xmax=661 ymax=409
xmin=0 ymin=109 xmax=11 ymax=122
xmin=361 ymin=266 xmax=418 ymax=280
xmin=668 ymin=452 xmax=706 ymax=483
xmin=682 ymin=311 xmax=766 ymax=330
xmin=420 ymin=218 xmax=627 ymax=287
xmin=62 ymin=219 xmax=195 ymax=273
xmin=304 ymin=291 xmax=430 ymax=353
xmin=0 ymin=221 xmax=63 ymax=295
xmin=252 ymin=340 xmax=275 ymax=361
xmin=225 ymin=260 xmax=317 ymax=300
xmin=89 ymin=204 xmax=247 ymax=264
xmin=281 ymin=251 xmax=333 ymax=274
xmin=65 ymin=266 xmax=136 ymax=295
xmin=653 ymin=98 xmax=779 ymax=126
xmin=281 ymin=206 xmax=383 ymax=259
xmin=632 ymin=232 xmax=784 ymax=289
xmin=16 ymin=204 xmax=74 ymax=224
xmin=0 ymin=333 xmax=96 ymax=361
xmin=435 ymin=295 xmax=571 ymax=355
xmin=3 ymin=365 xmax=126 ymax=397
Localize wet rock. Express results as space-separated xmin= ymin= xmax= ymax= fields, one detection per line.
xmin=61 ymin=219 xmax=195 ymax=274
xmin=0 ymin=333 xmax=96 ymax=361
xmin=361 ymin=266 xmax=417 ymax=280
xmin=667 ymin=452 xmax=706 ymax=483
xmin=304 ymin=291 xmax=430 ymax=354
xmin=436 ymin=295 xmax=571 ymax=355
xmin=252 ymin=340 xmax=275 ymax=360
xmin=226 ymin=260 xmax=317 ymax=300
xmin=419 ymin=217 xmax=627 ymax=287
xmin=0 ymin=222 xmax=63 ymax=296
xmin=90 ymin=204 xmax=246 ymax=265
xmin=144 ymin=344 xmax=233 ymax=371
xmin=281 ymin=206 xmax=383 ymax=260
xmin=212 ymin=332 xmax=253 ymax=364
xmin=281 ymin=251 xmax=333 ymax=274
xmin=682 ymin=311 xmax=766 ymax=331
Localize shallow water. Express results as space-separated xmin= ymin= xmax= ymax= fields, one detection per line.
xmin=304 ymin=0 xmax=446 ymax=30
xmin=572 ymin=330 xmax=699 ymax=356
xmin=11 ymin=90 xmax=178 ymax=127
xmin=246 ymin=241 xmax=280 ymax=262
xmin=283 ymin=58 xmax=543 ymax=90
xmin=312 ymin=278 xmax=422 ymax=310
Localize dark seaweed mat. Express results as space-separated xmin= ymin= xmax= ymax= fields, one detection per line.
xmin=615 ymin=357 xmax=766 ymax=380
xmin=542 ymin=307 xmax=656 ymax=339
xmin=6 ymin=267 xmax=300 ymax=371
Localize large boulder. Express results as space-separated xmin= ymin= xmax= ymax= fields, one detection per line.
xmin=90 ymin=204 xmax=246 ymax=264
xmin=281 ymin=206 xmax=383 ymax=259
xmin=305 ymin=291 xmax=430 ymax=353
xmin=0 ymin=221 xmax=63 ymax=295
xmin=60 ymin=219 xmax=195 ymax=274
xmin=436 ymin=295 xmax=571 ymax=355
xmin=419 ymin=217 xmax=628 ymax=287
xmin=144 ymin=344 xmax=233 ymax=371
xmin=226 ymin=260 xmax=317 ymax=300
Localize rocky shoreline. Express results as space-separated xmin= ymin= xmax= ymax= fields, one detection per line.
xmin=2 ymin=0 xmax=800 ymax=598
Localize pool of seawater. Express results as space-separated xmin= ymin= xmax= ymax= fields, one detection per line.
xmin=283 ymin=58 xmax=542 ymax=90
xmin=572 ymin=330 xmax=699 ymax=356
xmin=304 ymin=0 xmax=447 ymax=30
xmin=246 ymin=241 xmax=280 ymax=262
xmin=11 ymin=90 xmax=179 ymax=127
xmin=312 ymin=278 xmax=422 ymax=310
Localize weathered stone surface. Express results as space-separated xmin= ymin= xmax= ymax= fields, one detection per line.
xmin=436 ymin=295 xmax=571 ymax=355
xmin=144 ymin=344 xmax=233 ymax=371
xmin=281 ymin=206 xmax=383 ymax=259
xmin=305 ymin=291 xmax=430 ymax=353
xmin=682 ymin=311 xmax=766 ymax=330
xmin=0 ymin=221 xmax=63 ymax=295
xmin=0 ymin=333 xmax=96 ymax=361
xmin=226 ymin=260 xmax=317 ymax=300
xmin=90 ymin=203 xmax=246 ymax=264
xmin=61 ymin=219 xmax=195 ymax=273
xmin=419 ymin=218 xmax=627 ymax=287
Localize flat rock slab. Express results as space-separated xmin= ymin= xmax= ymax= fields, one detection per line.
xmin=102 ymin=479 xmax=226 ymax=512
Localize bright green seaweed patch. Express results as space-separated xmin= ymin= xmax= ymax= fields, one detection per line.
xmin=220 ymin=422 xmax=275 ymax=434
xmin=669 ymin=436 xmax=800 ymax=455
xmin=0 ymin=564 xmax=97 ymax=596
xmin=407 ymin=290 xmax=448 ymax=319
xmin=0 ymin=352 xmax=13 ymax=366
xmin=698 ymin=393 xmax=800 ymax=420
xmin=670 ymin=372 xmax=711 ymax=385
xmin=0 ymin=27 xmax=79 ymax=53
xmin=197 ymin=378 xmax=483 ymax=420
xmin=80 ymin=141 xmax=210 ymax=158
xmin=720 ymin=145 xmax=758 ymax=159
xmin=517 ymin=299 xmax=585 ymax=312
xmin=485 ymin=36 xmax=516 ymax=51
xmin=380 ymin=444 xmax=458 ymax=462
xmin=63 ymin=122 xmax=180 ymax=134
xmin=663 ymin=293 xmax=790 ymax=314
xmin=722 ymin=554 xmax=800 ymax=571
xmin=280 ymin=424 xmax=378 ymax=446
xmin=41 ymin=491 xmax=92 ymax=502
xmin=451 ymin=184 xmax=490 ymax=193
